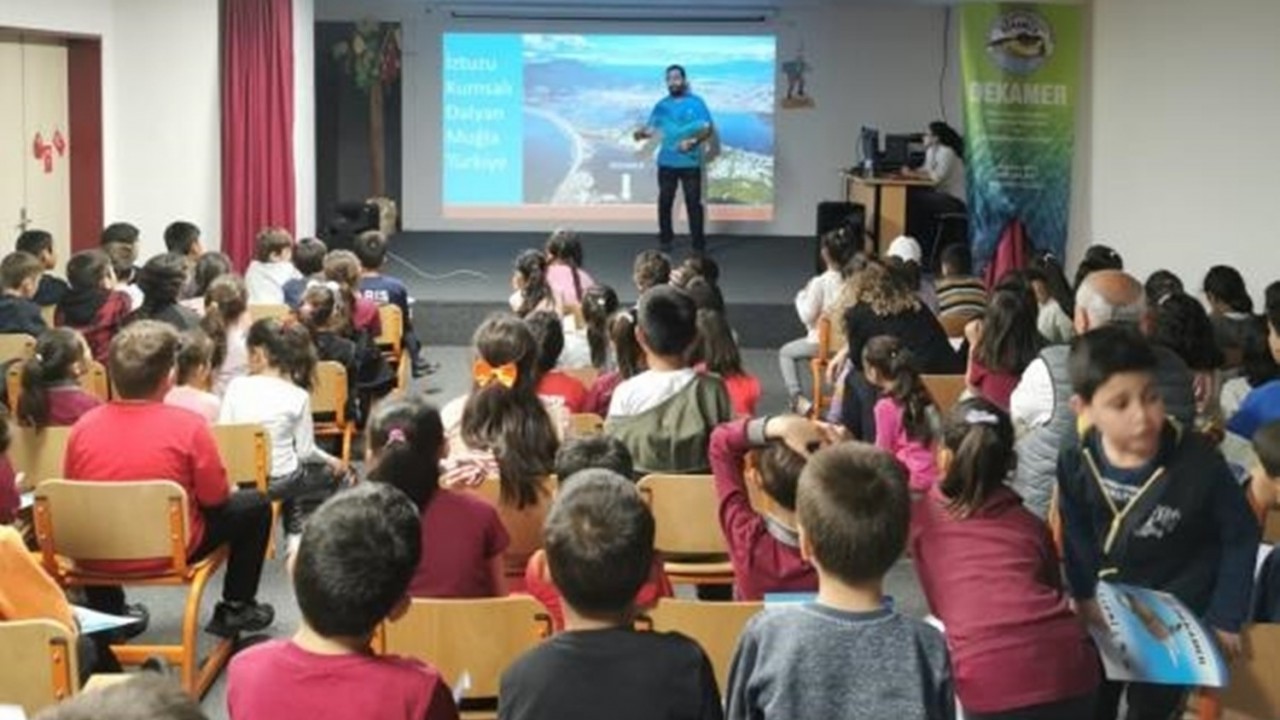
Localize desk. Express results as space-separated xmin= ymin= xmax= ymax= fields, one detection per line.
xmin=843 ymin=172 xmax=933 ymax=256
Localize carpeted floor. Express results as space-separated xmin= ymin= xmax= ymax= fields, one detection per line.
xmin=114 ymin=345 xmax=930 ymax=719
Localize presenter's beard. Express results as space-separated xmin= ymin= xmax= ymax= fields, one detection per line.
xmin=668 ymin=84 xmax=686 ymax=97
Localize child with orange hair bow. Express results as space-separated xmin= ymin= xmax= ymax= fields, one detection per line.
xmin=439 ymin=313 xmax=562 ymax=589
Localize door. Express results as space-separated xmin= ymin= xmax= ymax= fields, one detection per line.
xmin=20 ymin=38 xmax=71 ymax=266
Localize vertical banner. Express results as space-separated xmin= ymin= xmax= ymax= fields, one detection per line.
xmin=961 ymin=3 xmax=1081 ymax=264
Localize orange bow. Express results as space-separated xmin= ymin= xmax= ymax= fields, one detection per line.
xmin=473 ymin=359 xmax=518 ymax=389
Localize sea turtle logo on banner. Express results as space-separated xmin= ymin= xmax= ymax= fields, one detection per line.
xmin=985 ymin=8 xmax=1054 ymax=75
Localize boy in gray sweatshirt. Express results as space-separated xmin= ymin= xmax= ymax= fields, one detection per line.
xmin=725 ymin=442 xmax=955 ymax=720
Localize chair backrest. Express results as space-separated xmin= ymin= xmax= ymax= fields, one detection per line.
xmin=1219 ymin=623 xmax=1280 ymax=718
xmin=815 ymin=315 xmax=845 ymax=362
xmin=34 ymin=480 xmax=189 ymax=567
xmin=0 ymin=333 xmax=36 ymax=365
xmin=566 ymin=412 xmax=605 ymax=439
xmin=1265 ymin=509 xmax=1280 ymax=545
xmin=376 ymin=304 xmax=404 ymax=356
xmin=40 ymin=305 xmax=56 ymax=327
xmin=922 ymin=374 xmax=966 ymax=416
xmin=641 ymin=599 xmax=762 ymax=693
xmin=311 ymin=361 xmax=349 ymax=422
xmin=8 ymin=425 xmax=73 ymax=490
xmin=6 ymin=360 xmax=110 ymax=414
xmin=464 ymin=475 xmax=557 ymax=576
xmin=0 ymin=619 xmax=79 ymax=715
xmin=212 ymin=423 xmax=270 ymax=492
xmin=636 ymin=474 xmax=727 ymax=556
xmin=247 ymin=303 xmax=292 ymax=323
xmin=940 ymin=313 xmax=971 ymax=339
xmin=381 ymin=596 xmax=551 ymax=700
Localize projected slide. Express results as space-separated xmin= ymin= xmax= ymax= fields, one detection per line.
xmin=442 ymin=33 xmax=775 ymax=221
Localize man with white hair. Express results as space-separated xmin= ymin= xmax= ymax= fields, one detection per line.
xmin=1009 ymin=269 xmax=1196 ymax=517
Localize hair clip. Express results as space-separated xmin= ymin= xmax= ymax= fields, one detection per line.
xmin=473 ymin=358 xmax=518 ymax=389
xmin=33 ymin=352 xmax=43 ymax=363
xmin=385 ymin=427 xmax=407 ymax=446
xmin=964 ymin=409 xmax=1000 ymax=426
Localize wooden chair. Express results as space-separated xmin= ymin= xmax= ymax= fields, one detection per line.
xmin=211 ymin=423 xmax=270 ymax=493
xmin=922 ymin=374 xmax=966 ymax=416
xmin=636 ymin=474 xmax=734 ymax=586
xmin=809 ymin=314 xmax=846 ymax=418
xmin=940 ymin=313 xmax=973 ymax=339
xmin=8 ymin=425 xmax=73 ymax=490
xmin=1199 ymin=624 xmax=1280 ymax=719
xmin=378 ymin=596 xmax=552 ymax=713
xmin=40 ymin=305 xmax=57 ymax=327
xmin=0 ymin=618 xmax=80 ymax=716
xmin=1265 ymin=509 xmax=1280 ymax=545
xmin=375 ymin=304 xmax=411 ymax=392
xmin=638 ymin=599 xmax=762 ymax=693
xmin=462 ymin=475 xmax=557 ymax=581
xmin=566 ymin=412 xmax=605 ymax=439
xmin=33 ymin=480 xmax=233 ymax=697
xmin=6 ymin=360 xmax=110 ymax=414
xmin=247 ymin=303 xmax=291 ymax=323
xmin=0 ymin=333 xmax=37 ymax=365
xmin=311 ymin=361 xmax=354 ymax=464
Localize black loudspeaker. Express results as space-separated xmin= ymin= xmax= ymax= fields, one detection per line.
xmin=815 ymin=201 xmax=865 ymax=274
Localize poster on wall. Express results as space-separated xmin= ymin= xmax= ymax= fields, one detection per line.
xmin=960 ymin=3 xmax=1081 ymax=264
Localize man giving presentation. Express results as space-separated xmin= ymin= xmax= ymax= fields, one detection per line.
xmin=634 ymin=64 xmax=714 ymax=254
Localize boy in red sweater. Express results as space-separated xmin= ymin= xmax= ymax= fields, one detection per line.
xmin=710 ymin=415 xmax=833 ymax=600
xmin=64 ymin=320 xmax=274 ymax=637
xmin=228 ymin=484 xmax=459 ymax=720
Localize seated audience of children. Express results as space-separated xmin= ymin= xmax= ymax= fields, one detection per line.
xmin=282 ymin=237 xmax=327 ymax=309
xmin=694 ymin=308 xmax=760 ymax=417
xmin=57 ymin=249 xmax=133 ymax=363
xmin=227 ymin=484 xmax=459 ymax=720
xmin=632 ymin=249 xmax=671 ymax=294
xmin=725 ymin=442 xmax=953 ymax=719
xmin=0 ymin=250 xmax=49 ymax=336
xmin=1026 ymin=252 xmax=1076 ymax=344
xmin=500 ymin=470 xmax=722 ymax=720
xmin=100 ymin=222 xmax=143 ymax=309
xmin=605 ymin=285 xmax=732 ymax=475
xmin=17 ymin=328 xmax=100 ymax=428
xmin=16 ymin=229 xmax=70 ymax=307
xmin=162 ymin=221 xmax=204 ymax=299
xmin=65 ymin=320 xmax=274 ymax=637
xmin=164 ymin=330 xmax=223 ymax=423
xmin=354 ymin=230 xmax=429 ymax=375
xmin=778 ymin=227 xmax=853 ymax=412
xmin=526 ymin=310 xmax=589 ymax=413
xmin=710 ymin=414 xmax=824 ymax=601
xmin=967 ymin=283 xmax=1044 ymax=411
xmin=181 ymin=252 xmax=233 ymax=316
xmin=201 ymin=274 xmax=252 ymax=396
xmin=911 ymin=398 xmax=1100 ymax=718
xmin=1227 ymin=299 xmax=1280 ymax=441
xmin=126 ymin=253 xmax=200 ymax=331
xmin=523 ymin=436 xmax=674 ymax=630
xmin=862 ymin=335 xmax=942 ymax=493
xmin=584 ymin=308 xmax=645 ymax=416
xmin=509 ymin=248 xmax=557 ymax=317
xmin=1203 ymin=264 xmax=1258 ymax=368
xmin=544 ymin=228 xmax=596 ymax=308
xmin=366 ymin=396 xmax=508 ymax=598
xmin=244 ymin=228 xmax=300 ymax=304
xmin=1151 ymin=291 xmax=1226 ymax=432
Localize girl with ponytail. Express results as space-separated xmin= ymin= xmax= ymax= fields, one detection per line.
xmin=508 ymin=249 xmax=557 ymax=318
xmin=366 ymin=396 xmax=509 ymax=598
xmin=909 ymin=397 xmax=1101 ymax=718
xmin=220 ymin=318 xmax=346 ymax=549
xmin=200 ymin=274 xmax=250 ymax=396
xmin=544 ymin=228 xmax=596 ymax=307
xmin=17 ymin=328 xmax=100 ymax=429
xmin=862 ymin=334 xmax=941 ymax=492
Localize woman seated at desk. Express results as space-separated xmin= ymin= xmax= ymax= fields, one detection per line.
xmin=901 ymin=120 xmax=967 ymax=262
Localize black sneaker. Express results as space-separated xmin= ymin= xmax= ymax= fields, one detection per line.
xmin=205 ymin=601 xmax=275 ymax=638
xmin=108 ymin=602 xmax=150 ymax=642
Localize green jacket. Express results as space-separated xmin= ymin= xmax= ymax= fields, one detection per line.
xmin=605 ymin=374 xmax=733 ymax=476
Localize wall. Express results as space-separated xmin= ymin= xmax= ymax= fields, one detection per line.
xmin=295 ymin=0 xmax=318 ymax=238
xmin=1088 ymin=0 xmax=1280 ymax=305
xmin=317 ymin=0 xmax=961 ymax=236
xmin=110 ymin=0 xmax=221 ymax=259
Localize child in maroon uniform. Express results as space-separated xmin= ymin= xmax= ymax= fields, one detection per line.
xmin=228 ymin=484 xmax=459 ymax=720
xmin=710 ymin=415 xmax=824 ymax=600
xmin=911 ymin=398 xmax=1098 ymax=719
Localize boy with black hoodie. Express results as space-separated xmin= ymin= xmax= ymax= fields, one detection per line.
xmin=1058 ymin=325 xmax=1258 ymax=719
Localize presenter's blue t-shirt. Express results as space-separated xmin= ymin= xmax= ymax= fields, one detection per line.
xmin=647 ymin=93 xmax=713 ymax=169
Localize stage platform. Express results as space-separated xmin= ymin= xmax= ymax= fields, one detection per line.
xmin=386 ymin=231 xmax=817 ymax=348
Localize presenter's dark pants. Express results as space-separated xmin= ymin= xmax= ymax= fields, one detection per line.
xmin=657 ymin=165 xmax=705 ymax=252
xmin=906 ymin=187 xmax=966 ymax=266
